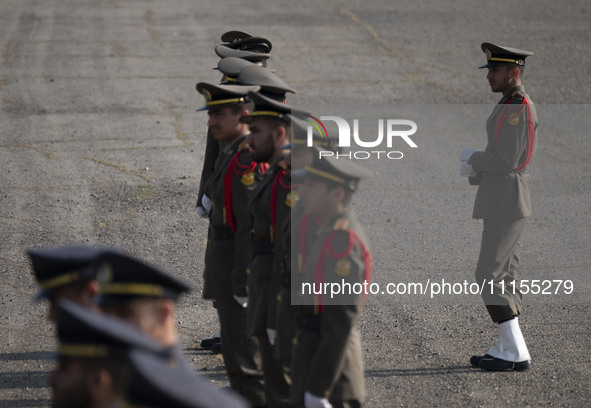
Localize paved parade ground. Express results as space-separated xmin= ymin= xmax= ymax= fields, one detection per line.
xmin=1 ymin=0 xmax=590 ymax=406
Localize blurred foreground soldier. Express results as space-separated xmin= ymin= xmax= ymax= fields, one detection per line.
xmin=291 ymin=149 xmax=372 ymax=408
xmin=95 ymin=249 xmax=193 ymax=368
xmin=460 ymin=42 xmax=537 ymax=371
xmin=240 ymin=92 xmax=296 ymax=407
xmin=125 ymin=349 xmax=250 ymax=408
xmin=28 ymin=245 xmax=104 ymax=322
xmin=196 ymin=82 xmax=266 ymax=407
xmin=51 ymin=299 xmax=162 ymax=408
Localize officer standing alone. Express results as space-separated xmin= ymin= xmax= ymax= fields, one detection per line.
xmin=460 ymin=42 xmax=538 ymax=371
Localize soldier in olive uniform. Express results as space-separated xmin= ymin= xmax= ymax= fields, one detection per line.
xmin=195 ymin=34 xmax=274 ymax=352
xmin=274 ymin=117 xmax=340 ymax=370
xmin=196 ymin=31 xmax=272 ymax=218
xmin=291 ymin=149 xmax=372 ymax=408
xmin=196 ymin=32 xmax=271 ymax=221
xmin=460 ymin=42 xmax=537 ymax=372
xmin=239 ymin=91 xmax=300 ymax=407
xmin=196 ymin=82 xmax=266 ymax=406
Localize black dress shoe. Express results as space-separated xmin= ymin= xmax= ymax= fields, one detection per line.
xmin=470 ymin=354 xmax=493 ymax=368
xmin=211 ymin=342 xmax=222 ymax=355
xmin=200 ymin=336 xmax=221 ymax=350
xmin=478 ymin=356 xmax=530 ymax=371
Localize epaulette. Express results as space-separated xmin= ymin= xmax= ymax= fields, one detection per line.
xmin=238 ymin=141 xmax=250 ymax=152
xmin=326 ymin=219 xmax=353 ymax=259
xmin=507 ymin=90 xmax=525 ymax=105
xmin=332 ymin=218 xmax=350 ymax=231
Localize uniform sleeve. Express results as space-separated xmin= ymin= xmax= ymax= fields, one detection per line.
xmin=305 ymin=232 xmax=364 ymax=397
xmin=268 ymin=194 xmax=291 ymax=330
xmin=231 ymin=152 xmax=255 ymax=297
xmin=197 ymin=128 xmax=219 ymax=207
xmin=470 ymin=99 xmax=529 ymax=173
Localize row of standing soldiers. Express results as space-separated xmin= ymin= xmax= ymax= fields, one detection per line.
xmin=194 ymin=31 xmax=373 ymax=408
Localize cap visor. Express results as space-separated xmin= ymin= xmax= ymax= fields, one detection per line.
xmin=33 ymin=289 xmax=49 ymax=303
xmin=291 ymin=168 xmax=308 ymax=181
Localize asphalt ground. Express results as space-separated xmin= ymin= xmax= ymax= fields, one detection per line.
xmin=1 ymin=0 xmax=590 ymax=407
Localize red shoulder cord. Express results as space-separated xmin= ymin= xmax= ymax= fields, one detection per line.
xmin=223 ymin=149 xmax=268 ymax=233
xmin=269 ymin=169 xmax=290 ymax=243
xmin=313 ymin=227 xmax=372 ymax=313
xmin=496 ymin=97 xmax=535 ymax=171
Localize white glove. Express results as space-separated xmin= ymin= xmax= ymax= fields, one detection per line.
xmin=305 ymin=392 xmax=332 ymax=408
xmin=202 ymin=194 xmax=212 ymax=213
xmin=233 ymin=295 xmax=248 ymax=308
xmin=459 ymin=148 xmax=476 ymax=162
xmin=266 ymin=328 xmax=276 ymax=346
xmin=196 ymin=206 xmax=209 ymax=219
xmin=460 ymin=161 xmax=477 ymax=177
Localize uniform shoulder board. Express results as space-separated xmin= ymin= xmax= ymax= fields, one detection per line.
xmin=238 ymin=141 xmax=250 ymax=152
xmin=332 ymin=218 xmax=350 ymax=231
xmin=508 ymin=91 xmax=525 ymax=104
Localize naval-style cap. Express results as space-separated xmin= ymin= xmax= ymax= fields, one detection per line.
xmin=219 ymin=31 xmax=272 ymax=54
xmin=290 ymin=116 xmax=340 ymax=151
xmin=28 ymin=245 xmax=108 ymax=302
xmin=238 ymin=65 xmax=296 ymax=100
xmin=215 ymin=44 xmax=271 ymax=64
xmin=126 ymin=349 xmax=249 ymax=408
xmin=95 ymin=250 xmax=192 ymax=305
xmin=293 ymin=147 xmax=372 ymax=191
xmin=239 ymin=91 xmax=305 ymax=124
xmin=56 ymin=300 xmax=162 ymax=359
xmin=479 ymin=42 xmax=534 ymax=69
xmin=217 ymin=57 xmax=259 ymax=84
xmin=221 ymin=31 xmax=252 ymax=43
xmin=195 ymin=82 xmax=260 ymax=111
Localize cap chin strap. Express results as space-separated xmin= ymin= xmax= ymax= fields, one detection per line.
xmin=489 ymin=57 xmax=524 ymax=65
xmin=101 ymin=283 xmax=164 ymax=297
xmin=39 ymin=271 xmax=80 ymax=290
xmin=205 ymin=97 xmax=246 ymax=108
xmin=304 ymin=166 xmax=345 ymax=184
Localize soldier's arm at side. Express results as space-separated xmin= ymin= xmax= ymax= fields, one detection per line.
xmin=230 ymin=154 xmax=254 ymax=298
xmin=196 ymin=128 xmax=219 ymax=207
xmin=306 ymin=303 xmax=360 ymax=398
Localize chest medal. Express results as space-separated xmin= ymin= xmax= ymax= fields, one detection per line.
xmin=241 ymin=171 xmax=255 ymax=186
xmin=285 ymin=190 xmax=299 ymax=208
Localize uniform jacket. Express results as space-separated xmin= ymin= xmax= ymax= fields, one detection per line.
xmin=203 ymin=135 xmax=264 ymax=300
xmin=246 ymin=157 xmax=292 ymax=336
xmin=274 ymin=198 xmax=309 ymax=361
xmin=469 ymin=85 xmax=538 ymax=220
xmin=291 ymin=209 xmax=370 ymax=403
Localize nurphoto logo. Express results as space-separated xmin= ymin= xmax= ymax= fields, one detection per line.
xmin=307 ymin=116 xmax=418 ymax=160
